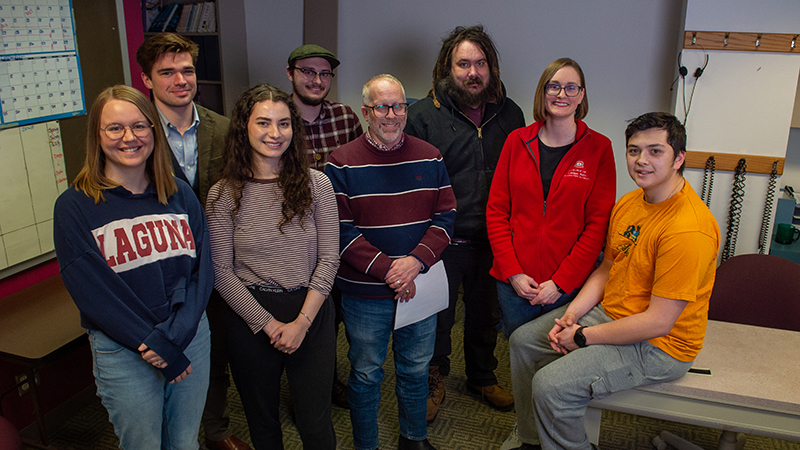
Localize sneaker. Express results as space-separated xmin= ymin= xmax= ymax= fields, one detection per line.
xmin=500 ymin=422 xmax=541 ymax=450
xmin=466 ymin=383 xmax=514 ymax=411
xmin=426 ymin=366 xmax=446 ymax=424
xmin=499 ymin=422 xmax=521 ymax=450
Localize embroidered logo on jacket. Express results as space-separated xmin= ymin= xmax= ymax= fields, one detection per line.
xmin=564 ymin=160 xmax=590 ymax=181
xmin=92 ymin=214 xmax=196 ymax=273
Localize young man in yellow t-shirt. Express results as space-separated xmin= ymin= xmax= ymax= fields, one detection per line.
xmin=505 ymin=112 xmax=720 ymax=450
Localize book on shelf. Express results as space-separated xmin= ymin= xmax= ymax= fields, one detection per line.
xmin=147 ymin=2 xmax=217 ymax=34
xmin=176 ymin=5 xmax=192 ymax=32
xmin=198 ymin=2 xmax=213 ymax=32
xmin=164 ymin=4 xmax=183 ymax=32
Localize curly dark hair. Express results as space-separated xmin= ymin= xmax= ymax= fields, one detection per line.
xmin=211 ymin=84 xmax=312 ymax=232
xmin=429 ymin=25 xmax=502 ymax=107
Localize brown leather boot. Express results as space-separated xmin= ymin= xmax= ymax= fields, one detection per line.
xmin=426 ymin=366 xmax=446 ymax=424
xmin=466 ymin=383 xmax=514 ymax=411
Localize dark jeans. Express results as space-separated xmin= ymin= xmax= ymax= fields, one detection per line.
xmin=431 ymin=242 xmax=500 ymax=386
xmin=226 ymin=287 xmax=336 ymax=450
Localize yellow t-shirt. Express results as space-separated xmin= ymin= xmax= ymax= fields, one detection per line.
xmin=602 ymin=182 xmax=720 ymax=362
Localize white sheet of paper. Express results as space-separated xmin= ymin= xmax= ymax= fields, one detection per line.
xmin=394 ymin=260 xmax=448 ymax=330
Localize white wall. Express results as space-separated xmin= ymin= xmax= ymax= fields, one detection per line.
xmin=679 ymin=0 xmax=800 ymax=256
xmin=685 ymin=0 xmax=800 ymax=33
xmin=336 ymin=0 xmax=684 ymax=200
xmin=242 ymin=0 xmax=303 ymax=93
xmin=237 ymin=0 xmax=799 ymax=257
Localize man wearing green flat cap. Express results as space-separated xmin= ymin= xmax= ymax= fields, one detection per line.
xmin=287 ymin=44 xmax=363 ymax=171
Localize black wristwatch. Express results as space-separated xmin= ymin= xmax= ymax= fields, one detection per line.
xmin=574 ymin=326 xmax=588 ymax=348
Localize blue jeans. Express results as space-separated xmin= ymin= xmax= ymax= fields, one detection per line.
xmin=342 ymin=294 xmax=436 ymax=450
xmin=509 ymin=304 xmax=692 ymax=449
xmin=497 ymin=280 xmax=576 ymax=338
xmin=89 ymin=314 xmax=211 ymax=450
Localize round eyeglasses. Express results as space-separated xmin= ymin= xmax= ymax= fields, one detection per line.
xmin=294 ymin=67 xmax=335 ymax=81
xmin=100 ymin=122 xmax=154 ymax=140
xmin=545 ymin=83 xmax=584 ymax=97
xmin=364 ymin=103 xmax=409 ymax=118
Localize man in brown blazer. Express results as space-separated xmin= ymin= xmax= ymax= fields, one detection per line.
xmin=137 ymin=33 xmax=247 ymax=450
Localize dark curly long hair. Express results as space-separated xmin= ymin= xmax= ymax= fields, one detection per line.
xmin=429 ymin=25 xmax=502 ymax=107
xmin=211 ymin=84 xmax=312 ymax=232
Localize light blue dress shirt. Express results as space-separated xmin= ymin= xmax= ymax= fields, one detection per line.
xmin=157 ymin=104 xmax=201 ymax=187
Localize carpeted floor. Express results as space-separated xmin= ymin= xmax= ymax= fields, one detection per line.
xmin=30 ymin=301 xmax=800 ymax=450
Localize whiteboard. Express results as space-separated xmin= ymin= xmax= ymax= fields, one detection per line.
xmin=0 ymin=120 xmax=66 ymax=270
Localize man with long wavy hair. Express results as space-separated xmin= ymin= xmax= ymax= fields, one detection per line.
xmin=405 ymin=25 xmax=524 ymax=424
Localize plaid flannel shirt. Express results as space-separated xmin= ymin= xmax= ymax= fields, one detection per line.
xmin=303 ymin=100 xmax=363 ymax=170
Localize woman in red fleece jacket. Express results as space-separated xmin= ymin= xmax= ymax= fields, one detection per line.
xmin=487 ymin=58 xmax=616 ymax=338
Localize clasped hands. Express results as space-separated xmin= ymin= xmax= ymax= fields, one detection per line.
xmin=385 ymin=256 xmax=422 ymax=302
xmin=263 ymin=316 xmax=311 ymax=355
xmin=509 ymin=274 xmax=562 ymax=306
xmin=138 ymin=344 xmax=192 ymax=384
xmin=547 ymin=313 xmax=582 ymax=354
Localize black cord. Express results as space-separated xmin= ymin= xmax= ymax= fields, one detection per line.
xmin=682 ymin=80 xmax=700 ymax=126
xmin=758 ymin=162 xmax=779 ymax=254
xmin=722 ymin=159 xmax=747 ymax=262
xmin=681 ymin=50 xmax=708 ymax=125
xmin=700 ymin=156 xmax=715 ymax=207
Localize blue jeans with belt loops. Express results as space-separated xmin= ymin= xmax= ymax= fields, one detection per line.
xmin=89 ymin=313 xmax=210 ymax=450
xmin=342 ymin=293 xmax=436 ymax=450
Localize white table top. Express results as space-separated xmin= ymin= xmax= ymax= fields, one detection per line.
xmin=638 ymin=320 xmax=800 ymax=414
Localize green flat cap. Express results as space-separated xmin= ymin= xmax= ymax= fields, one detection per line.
xmin=288 ymin=44 xmax=340 ymax=69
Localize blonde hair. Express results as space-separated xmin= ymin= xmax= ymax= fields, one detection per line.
xmin=73 ymin=85 xmax=176 ymax=204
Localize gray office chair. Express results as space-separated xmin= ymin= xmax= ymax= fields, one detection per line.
xmin=653 ymin=253 xmax=800 ymax=450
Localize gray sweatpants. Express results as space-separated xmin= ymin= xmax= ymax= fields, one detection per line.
xmin=509 ymin=304 xmax=692 ymax=450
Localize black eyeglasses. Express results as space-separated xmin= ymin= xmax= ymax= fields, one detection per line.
xmin=363 ymin=103 xmax=409 ymax=118
xmin=100 ymin=122 xmax=154 ymax=140
xmin=545 ymin=83 xmax=583 ymax=97
xmin=293 ymin=67 xmax=335 ymax=81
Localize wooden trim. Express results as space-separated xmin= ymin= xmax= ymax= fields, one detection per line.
xmin=685 ymin=151 xmax=784 ymax=175
xmin=683 ymin=31 xmax=800 ymax=54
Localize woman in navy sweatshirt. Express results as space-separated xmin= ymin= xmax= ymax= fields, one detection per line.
xmin=53 ymin=85 xmax=213 ymax=449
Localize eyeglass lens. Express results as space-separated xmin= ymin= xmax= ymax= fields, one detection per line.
xmin=296 ymin=67 xmax=334 ymax=80
xmin=371 ymin=103 xmax=408 ymax=117
xmin=103 ymin=123 xmax=152 ymax=139
xmin=545 ymin=84 xmax=582 ymax=97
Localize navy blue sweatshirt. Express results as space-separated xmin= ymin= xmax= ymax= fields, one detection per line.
xmin=53 ymin=179 xmax=212 ymax=380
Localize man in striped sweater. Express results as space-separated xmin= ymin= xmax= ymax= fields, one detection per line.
xmin=325 ymin=75 xmax=456 ymax=450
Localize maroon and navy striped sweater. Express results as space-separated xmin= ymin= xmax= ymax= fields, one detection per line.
xmin=325 ymin=133 xmax=456 ymax=299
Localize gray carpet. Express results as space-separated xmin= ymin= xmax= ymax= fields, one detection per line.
xmin=32 ymin=301 xmax=800 ymax=449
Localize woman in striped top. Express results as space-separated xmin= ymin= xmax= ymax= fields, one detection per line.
xmin=206 ymin=84 xmax=339 ymax=449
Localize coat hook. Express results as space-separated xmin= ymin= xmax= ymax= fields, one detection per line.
xmin=724 ymin=33 xmax=730 ymax=47
xmin=792 ymin=35 xmax=798 ymax=50
xmin=756 ymin=34 xmax=762 ymax=48
xmin=692 ymin=31 xmax=697 ymax=45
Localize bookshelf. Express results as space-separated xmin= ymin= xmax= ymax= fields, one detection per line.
xmin=141 ymin=0 xmax=225 ymax=115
